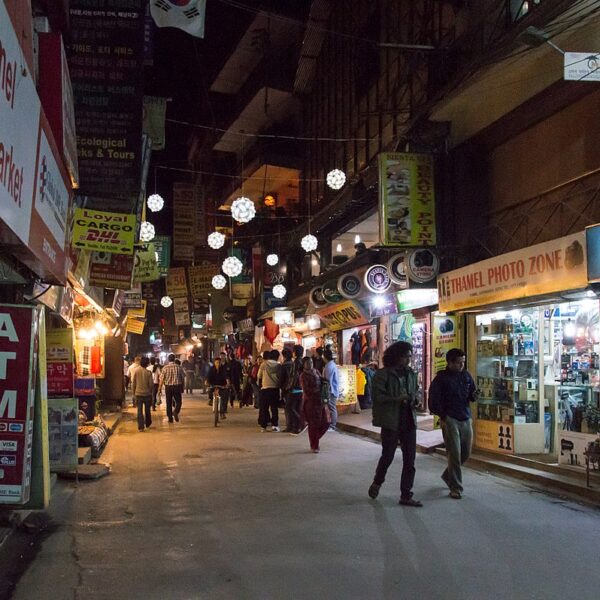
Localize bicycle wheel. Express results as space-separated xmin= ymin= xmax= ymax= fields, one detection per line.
xmin=214 ymin=391 xmax=219 ymax=427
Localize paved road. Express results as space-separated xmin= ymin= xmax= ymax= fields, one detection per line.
xmin=6 ymin=394 xmax=600 ymax=600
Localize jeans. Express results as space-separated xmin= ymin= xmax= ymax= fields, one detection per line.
xmin=285 ymin=391 xmax=303 ymax=431
xmin=441 ymin=417 xmax=473 ymax=493
xmin=251 ymin=382 xmax=260 ymax=408
xmin=217 ymin=388 xmax=229 ymax=415
xmin=259 ymin=388 xmax=280 ymax=428
xmin=184 ymin=372 xmax=194 ymax=393
xmin=136 ymin=395 xmax=152 ymax=430
xmin=165 ymin=385 xmax=182 ymax=422
xmin=373 ymin=427 xmax=417 ymax=500
xmin=151 ymin=383 xmax=159 ymax=409
xmin=328 ymin=395 xmax=338 ymax=428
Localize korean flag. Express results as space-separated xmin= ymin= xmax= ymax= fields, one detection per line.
xmin=150 ymin=0 xmax=207 ymax=38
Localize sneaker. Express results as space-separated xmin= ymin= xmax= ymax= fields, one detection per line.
xmin=368 ymin=482 xmax=381 ymax=499
xmin=327 ymin=426 xmax=336 ymax=432
xmin=271 ymin=426 xmax=280 ymax=432
xmin=449 ymin=490 xmax=462 ymax=499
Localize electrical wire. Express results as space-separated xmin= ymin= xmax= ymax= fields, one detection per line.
xmin=155 ymin=164 xmax=325 ymax=182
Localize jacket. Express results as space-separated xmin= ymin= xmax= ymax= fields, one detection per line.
xmin=371 ymin=366 xmax=419 ymax=430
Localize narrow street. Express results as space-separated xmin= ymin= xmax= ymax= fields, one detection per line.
xmin=6 ymin=394 xmax=600 ymax=600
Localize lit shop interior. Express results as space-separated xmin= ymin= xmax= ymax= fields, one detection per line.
xmin=473 ymin=293 xmax=600 ymax=465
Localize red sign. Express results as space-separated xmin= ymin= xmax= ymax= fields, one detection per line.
xmin=0 ymin=306 xmax=36 ymax=504
xmin=47 ymin=363 xmax=74 ymax=397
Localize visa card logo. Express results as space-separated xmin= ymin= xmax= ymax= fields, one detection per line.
xmin=0 ymin=441 xmax=17 ymax=451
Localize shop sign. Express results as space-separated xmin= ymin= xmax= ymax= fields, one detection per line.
xmin=172 ymin=183 xmax=196 ymax=262
xmin=368 ymin=294 xmax=397 ymax=319
xmin=141 ymin=281 xmax=160 ymax=309
xmin=153 ymin=235 xmax=171 ymax=277
xmin=475 ymin=420 xmax=514 ymax=455
xmin=58 ymin=286 xmax=75 ymax=325
xmin=337 ymin=365 xmax=358 ymax=406
xmin=238 ymin=318 xmax=254 ymax=333
xmin=132 ymin=243 xmax=160 ymax=283
xmin=126 ymin=316 xmax=145 ymax=335
xmin=438 ymin=231 xmax=587 ymax=312
xmin=378 ymin=152 xmax=436 ymax=247
xmin=71 ymin=249 xmax=91 ymax=289
xmin=47 ymin=398 xmax=78 ymax=472
xmin=564 ymin=52 xmax=600 ymax=82
xmin=124 ymin=289 xmax=143 ymax=309
xmin=108 ymin=289 xmax=125 ymax=317
xmin=273 ymin=311 xmax=294 ymax=326
xmin=337 ymin=272 xmax=362 ymax=299
xmin=431 ymin=314 xmax=459 ymax=376
xmin=72 ymin=208 xmax=135 ymax=255
xmin=316 ymin=300 xmax=369 ymax=332
xmin=31 ymin=283 xmax=61 ymax=312
xmin=0 ymin=2 xmax=41 ymax=248
xmin=323 ymin=279 xmax=343 ymax=304
xmin=174 ymin=297 xmax=191 ymax=326
xmin=232 ymin=283 xmax=253 ymax=301
xmin=0 ymin=306 xmax=37 ymax=504
xmin=221 ymin=321 xmax=234 ymax=335
xmin=558 ymin=431 xmax=593 ymax=467
xmin=68 ymin=1 xmax=144 ymax=198
xmin=364 ymin=265 xmax=392 ymax=294
xmin=263 ymin=287 xmax=286 ymax=310
xmin=309 ymin=286 xmax=327 ymax=308
xmin=396 ymin=288 xmax=439 ymax=312
xmin=46 ymin=329 xmax=74 ymax=398
xmin=406 ymin=248 xmax=439 ymax=284
xmin=188 ymin=264 xmax=217 ymax=298
xmin=232 ymin=248 xmax=252 ymax=284
xmin=89 ymin=252 xmax=134 ymax=289
xmin=165 ymin=267 xmax=187 ymax=298
xmin=387 ymin=253 xmax=408 ymax=288
xmin=128 ymin=300 xmax=147 ymax=319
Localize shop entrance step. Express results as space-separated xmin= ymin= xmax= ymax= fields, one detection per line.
xmin=78 ymin=447 xmax=91 ymax=465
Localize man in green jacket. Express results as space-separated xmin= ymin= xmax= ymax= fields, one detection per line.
xmin=368 ymin=341 xmax=422 ymax=507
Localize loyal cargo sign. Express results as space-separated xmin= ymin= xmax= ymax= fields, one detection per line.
xmin=378 ymin=153 xmax=436 ymax=247
xmin=0 ymin=306 xmax=37 ymax=504
xmin=72 ymin=208 xmax=135 ymax=254
xmin=316 ymin=300 xmax=369 ymax=332
xmin=438 ymin=232 xmax=587 ymax=312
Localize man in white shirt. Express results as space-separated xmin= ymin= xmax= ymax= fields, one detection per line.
xmin=127 ymin=356 xmax=141 ymax=407
xmin=323 ymin=349 xmax=339 ymax=431
xmin=257 ymin=350 xmax=282 ymax=432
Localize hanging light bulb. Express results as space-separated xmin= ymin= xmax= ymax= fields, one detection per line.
xmin=147 ymin=193 xmax=164 ymax=212
xmin=207 ymin=231 xmax=225 ymax=249
xmin=212 ymin=274 xmax=227 ymax=290
xmin=140 ymin=221 xmax=155 ymax=242
xmin=301 ymin=234 xmax=318 ymax=252
xmin=266 ymin=253 xmax=279 ymax=266
xmin=354 ymin=234 xmax=361 ymax=244
xmin=336 ymin=243 xmax=342 ymax=252
xmin=326 ymin=169 xmax=346 ymax=190
xmin=273 ymin=284 xmax=287 ymax=299
xmin=222 ymin=256 xmax=243 ymax=277
xmin=160 ymin=295 xmax=173 ymax=308
xmin=231 ymin=197 xmax=256 ymax=223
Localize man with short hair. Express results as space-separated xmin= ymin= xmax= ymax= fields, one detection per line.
xmin=182 ymin=356 xmax=195 ymax=395
xmin=312 ymin=347 xmax=325 ymax=373
xmin=288 ymin=345 xmax=306 ymax=434
xmin=322 ymin=349 xmax=339 ymax=431
xmin=159 ymin=354 xmax=185 ymax=423
xmin=257 ymin=349 xmax=282 ymax=432
xmin=132 ymin=356 xmax=154 ymax=431
xmin=280 ymin=348 xmax=295 ymax=432
xmin=207 ymin=357 xmax=230 ymax=418
xmin=127 ymin=356 xmax=142 ymax=407
xmin=428 ymin=348 xmax=477 ymax=500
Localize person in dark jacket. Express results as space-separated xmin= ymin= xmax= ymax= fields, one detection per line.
xmin=312 ymin=347 xmax=325 ymax=373
xmin=368 ymin=341 xmax=422 ymax=507
xmin=428 ymin=348 xmax=478 ymax=499
xmin=207 ymin=357 xmax=231 ymax=418
xmin=280 ymin=348 xmax=295 ymax=432
xmin=228 ymin=354 xmax=243 ymax=407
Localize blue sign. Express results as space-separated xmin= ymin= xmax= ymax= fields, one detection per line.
xmin=587 ymin=225 xmax=600 ymax=282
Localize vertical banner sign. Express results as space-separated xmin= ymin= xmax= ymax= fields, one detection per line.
xmin=0 ymin=306 xmax=37 ymax=505
xmin=153 ymin=235 xmax=171 ymax=276
xmin=174 ymin=297 xmax=191 ymax=326
xmin=431 ymin=315 xmax=459 ymax=376
xmin=378 ymin=153 xmax=436 ymax=247
xmin=46 ymin=329 xmax=75 ymax=398
xmin=68 ymin=1 xmax=144 ymax=198
xmin=166 ymin=267 xmax=188 ymax=297
xmin=188 ymin=265 xmax=217 ymax=298
xmin=89 ymin=252 xmax=135 ymax=289
xmin=132 ymin=243 xmax=160 ymax=283
xmin=47 ymin=398 xmax=78 ymax=472
xmin=0 ymin=2 xmax=42 ymax=248
xmin=172 ymin=183 xmax=196 ymax=262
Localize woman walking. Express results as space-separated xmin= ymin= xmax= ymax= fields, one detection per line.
xmin=300 ymin=357 xmax=330 ymax=453
xmin=148 ymin=357 xmax=162 ymax=410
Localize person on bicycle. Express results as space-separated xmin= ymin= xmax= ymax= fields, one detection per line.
xmin=207 ymin=357 xmax=231 ymax=419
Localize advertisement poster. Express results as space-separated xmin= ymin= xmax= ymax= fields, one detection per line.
xmin=172 ymin=183 xmax=196 ymax=262
xmin=89 ymin=252 xmax=135 ymax=289
xmin=0 ymin=306 xmax=36 ymax=504
xmin=47 ymin=398 xmax=78 ymax=472
xmin=68 ymin=1 xmax=144 ymax=198
xmin=153 ymin=235 xmax=171 ymax=277
xmin=141 ymin=281 xmax=160 ymax=308
xmin=316 ymin=300 xmax=370 ymax=332
xmin=188 ymin=265 xmax=217 ymax=298
xmin=431 ymin=315 xmax=459 ymax=376
xmin=378 ymin=153 xmax=436 ymax=247
xmin=126 ymin=317 xmax=146 ymax=335
xmin=174 ymin=297 xmax=191 ymax=326
xmin=337 ymin=365 xmax=358 ymax=406
xmin=166 ymin=267 xmax=188 ymax=297
xmin=46 ymin=329 xmax=74 ymax=398
xmin=132 ymin=243 xmax=160 ymax=283
xmin=72 ymin=208 xmax=136 ymax=255
xmin=438 ymin=232 xmax=587 ymax=312
xmin=474 ymin=420 xmax=514 ymax=455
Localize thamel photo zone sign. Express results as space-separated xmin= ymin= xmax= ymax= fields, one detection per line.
xmin=72 ymin=208 xmax=135 ymax=254
xmin=0 ymin=306 xmax=38 ymax=504
xmin=378 ymin=153 xmax=436 ymax=247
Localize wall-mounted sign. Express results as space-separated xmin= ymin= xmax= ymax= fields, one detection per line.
xmin=316 ymin=300 xmax=369 ymax=332
xmin=46 ymin=328 xmax=74 ymax=398
xmin=323 ymin=279 xmax=343 ymax=304
xmin=378 ymin=152 xmax=436 ymax=247
xmin=188 ymin=264 xmax=217 ymax=298
xmin=153 ymin=235 xmax=171 ymax=277
xmin=132 ymin=243 xmax=160 ymax=283
xmin=166 ymin=267 xmax=188 ymax=298
xmin=475 ymin=420 xmax=514 ymax=455
xmin=172 ymin=183 xmax=197 ymax=262
xmin=364 ymin=265 xmax=392 ymax=294
xmin=337 ymin=273 xmax=362 ymax=299
xmin=369 ymin=294 xmax=397 ymax=319
xmin=438 ymin=231 xmax=587 ymax=312
xmin=72 ymin=208 xmax=135 ymax=254
xmin=406 ymin=248 xmax=439 ymax=284
xmin=396 ymin=289 xmax=439 ymax=312
xmin=309 ymin=286 xmax=327 ymax=308
xmin=89 ymin=252 xmax=134 ymax=289
xmin=273 ymin=311 xmax=294 ymax=326
xmin=174 ymin=296 xmax=191 ymax=326
xmin=387 ymin=253 xmax=409 ymax=288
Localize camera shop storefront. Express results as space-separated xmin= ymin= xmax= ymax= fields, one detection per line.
xmin=438 ymin=230 xmax=600 ymax=467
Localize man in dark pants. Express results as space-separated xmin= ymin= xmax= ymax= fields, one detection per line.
xmin=257 ymin=349 xmax=281 ymax=432
xmin=428 ymin=348 xmax=477 ymax=499
xmin=368 ymin=341 xmax=422 ymax=507
xmin=158 ymin=354 xmax=184 ymax=423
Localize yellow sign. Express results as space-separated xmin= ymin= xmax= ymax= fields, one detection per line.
xmin=72 ymin=208 xmax=135 ymax=254
xmin=379 ymin=153 xmax=436 ymax=247
xmin=46 ymin=329 xmax=74 ymax=363
xmin=474 ymin=419 xmax=514 ymax=454
xmin=166 ymin=267 xmax=188 ymax=297
xmin=133 ymin=243 xmax=160 ymax=283
xmin=438 ymin=231 xmax=587 ymax=312
xmin=337 ymin=365 xmax=358 ymax=406
xmin=128 ymin=300 xmax=147 ymax=319
xmin=126 ymin=317 xmax=146 ymax=335
xmin=431 ymin=315 xmax=459 ymax=376
xmin=317 ymin=300 xmax=369 ymax=332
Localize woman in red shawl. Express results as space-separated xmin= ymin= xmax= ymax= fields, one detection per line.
xmin=300 ymin=356 xmax=330 ymax=453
